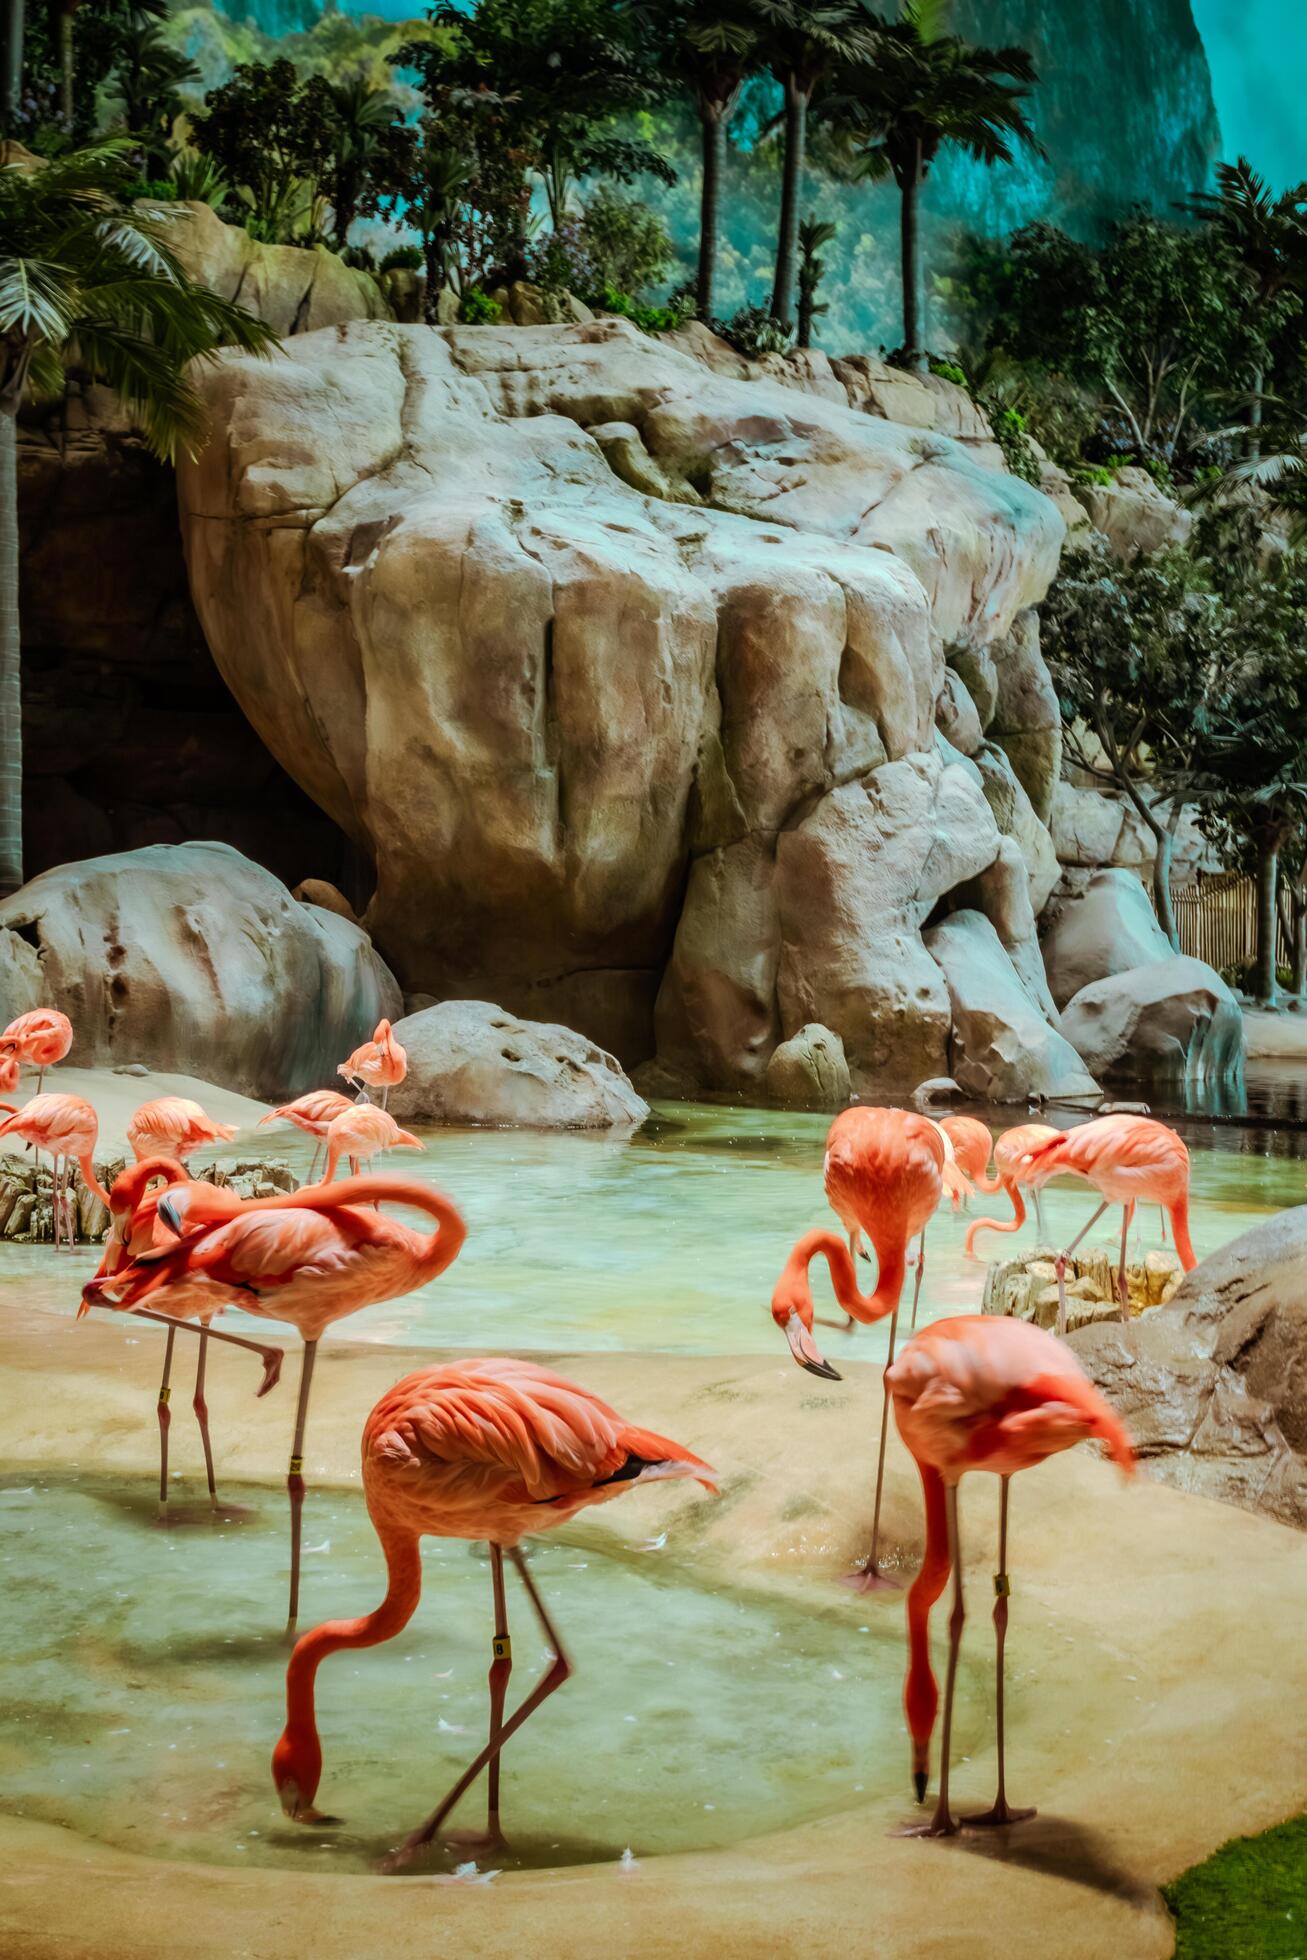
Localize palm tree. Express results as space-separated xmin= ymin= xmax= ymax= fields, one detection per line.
xmin=0 ymin=142 xmax=277 ymax=895
xmin=820 ymin=0 xmax=1039 ymax=370
xmin=109 ymin=19 xmax=200 ymax=173
xmin=764 ymin=2 xmax=879 ymax=331
xmin=323 ymin=75 xmax=409 ymax=249
xmin=796 ymin=213 xmax=836 ymax=347
xmin=1185 ymin=158 xmax=1307 ymax=463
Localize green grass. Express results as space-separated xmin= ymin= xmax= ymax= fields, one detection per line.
xmin=1164 ymin=1815 xmax=1307 ymax=1958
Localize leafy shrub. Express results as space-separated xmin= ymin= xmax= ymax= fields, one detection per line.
xmin=124 ymin=177 xmax=177 ymax=202
xmin=380 ymin=244 xmax=424 ymax=272
xmin=715 ymin=305 xmax=792 ymax=359
xmin=592 ymin=284 xmax=694 ymax=334
xmin=169 ymin=150 xmax=231 ymax=211
xmin=986 ymin=401 xmax=1042 ymax=484
xmin=525 ymin=217 xmax=598 ymax=296
xmin=578 ymin=184 xmax=675 ymax=297
xmin=929 ymin=357 xmax=968 ymax=386
xmin=459 ymin=285 xmax=503 ymax=324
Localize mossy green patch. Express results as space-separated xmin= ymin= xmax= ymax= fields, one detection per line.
xmin=1163 ymin=1814 xmax=1307 ymax=1959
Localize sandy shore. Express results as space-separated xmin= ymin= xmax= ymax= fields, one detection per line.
xmin=2 ymin=1302 xmax=1306 ymax=1960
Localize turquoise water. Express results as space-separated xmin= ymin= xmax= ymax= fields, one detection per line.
xmin=12 ymin=1096 xmax=1306 ymax=1359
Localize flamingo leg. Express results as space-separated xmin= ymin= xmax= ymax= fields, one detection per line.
xmin=912 ymin=1481 xmax=964 ymax=1838
xmin=1118 ymin=1203 xmax=1135 ymax=1310
xmin=121 ymin=1306 xmax=285 ymax=1396
xmin=286 ymin=1338 xmax=319 ymax=1638
xmin=1054 ymin=1200 xmax=1111 ymax=1338
xmin=843 ymin=1301 xmax=902 ymax=1595
xmin=911 ymin=1229 xmax=927 ymax=1331
xmin=477 ymin=1546 xmax=512 ymax=1847
xmin=1159 ymin=1206 xmax=1168 ymax=1246
xmin=307 ymin=1142 xmax=323 ymax=1184
xmin=382 ymin=1084 xmax=389 ymax=1113
xmin=60 ymin=1158 xmax=75 ymax=1249
xmin=192 ymin=1328 xmax=218 ymax=1508
xmin=963 ymin=1476 xmax=1035 ymax=1829
xmin=156 ymin=1322 xmax=176 ymax=1519
xmin=1031 ymin=1185 xmax=1046 ymax=1241
xmin=390 ymin=1543 xmax=573 ymax=1864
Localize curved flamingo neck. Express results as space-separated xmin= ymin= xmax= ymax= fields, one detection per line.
xmin=115 ymin=1155 xmax=189 ymax=1215
xmin=77 ymin=1155 xmax=111 ymax=1207
xmin=904 ymin=1459 xmax=951 ymax=1771
xmin=1169 ymin=1193 xmax=1196 ymax=1271
xmin=277 ymin=1174 xmax=467 ymax=1278
xmin=280 ymin=1524 xmax=422 ymax=1796
xmin=776 ymin=1229 xmax=894 ymax=1326
xmin=964 ymin=1177 xmax=1026 ymax=1256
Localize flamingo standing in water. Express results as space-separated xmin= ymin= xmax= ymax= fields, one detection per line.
xmin=318 ymin=1101 xmax=423 ymax=1183
xmin=889 ymin=1314 xmax=1134 ymax=1836
xmin=0 ymin=1092 xmax=108 ymax=1248
xmin=83 ymin=1175 xmax=467 ymax=1632
xmin=259 ymin=1090 xmax=354 ymax=1181
xmin=963 ymin=1122 xmax=1060 ymax=1261
xmin=939 ymin=1117 xmax=1000 ymax=1200
xmin=1026 ymin=1114 xmax=1197 ymax=1335
xmin=127 ymin=1096 xmax=238 ymax=1163
xmin=273 ymin=1358 xmax=716 ymax=1858
xmin=0 ymin=1007 xmax=73 ymax=1090
xmin=772 ymin=1107 xmax=944 ymax=1590
xmin=339 ymin=1019 xmax=407 ymax=1109
xmin=87 ymin=1157 xmax=285 ymax=1513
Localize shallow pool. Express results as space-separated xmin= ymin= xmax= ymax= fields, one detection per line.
xmin=0 ymin=1470 xmax=928 ymax=1874
xmin=18 ymin=1096 xmax=1305 ymax=1360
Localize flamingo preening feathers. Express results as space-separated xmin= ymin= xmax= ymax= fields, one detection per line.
xmin=338 ymin=1019 xmax=407 ymax=1108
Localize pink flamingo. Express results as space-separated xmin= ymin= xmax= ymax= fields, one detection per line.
xmin=0 ymin=1007 xmax=73 ymax=1090
xmin=338 ymin=1019 xmax=407 ymax=1109
xmin=890 ymin=1314 xmax=1134 ymax=1836
xmin=273 ymin=1358 xmax=715 ymax=1858
xmin=774 ymin=1106 xmax=944 ymax=1590
xmin=1026 ymin=1114 xmax=1197 ymax=1334
xmin=87 ymin=1157 xmax=285 ymax=1513
xmin=318 ymin=1101 xmax=423 ymax=1182
xmin=963 ymin=1122 xmax=1060 ymax=1259
xmin=0 ymin=1092 xmax=108 ymax=1249
xmin=126 ymin=1096 xmax=238 ymax=1163
xmin=259 ymin=1090 xmax=354 ymax=1181
xmin=83 ymin=1174 xmax=467 ymax=1631
xmin=940 ymin=1116 xmax=1000 ymax=1197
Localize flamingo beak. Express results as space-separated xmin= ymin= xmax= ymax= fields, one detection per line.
xmin=784 ymin=1312 xmax=842 ymax=1381
xmin=914 ymin=1770 xmax=928 ymax=1803
xmin=157 ymin=1195 xmax=184 ymax=1238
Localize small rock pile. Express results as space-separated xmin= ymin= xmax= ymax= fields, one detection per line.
xmin=982 ymin=1244 xmax=1184 ymax=1334
xmin=0 ymin=1154 xmax=299 ymax=1245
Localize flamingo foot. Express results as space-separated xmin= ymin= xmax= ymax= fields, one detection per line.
xmin=440 ymin=1823 xmax=510 ymax=1855
xmin=288 ymin=1804 xmax=342 ymax=1828
xmin=962 ymin=1801 xmax=1037 ymax=1829
xmin=896 ymin=1807 xmax=959 ymax=1839
xmin=257 ymin=1349 xmax=285 ymax=1397
xmin=839 ymin=1561 xmax=901 ymax=1594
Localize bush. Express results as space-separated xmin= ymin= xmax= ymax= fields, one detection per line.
xmin=123 ymin=177 xmax=177 ymax=203
xmin=525 ymin=217 xmax=598 ymax=296
xmin=715 ymin=305 xmax=792 ymax=359
xmin=929 ymin=357 xmax=968 ymax=386
xmin=459 ymin=285 xmax=503 ymax=324
xmin=578 ymin=184 xmax=675 ymax=297
xmin=592 ymin=283 xmax=695 ymax=335
xmin=986 ymin=402 xmax=1042 ymax=485
xmin=380 ymin=244 xmax=423 ymax=273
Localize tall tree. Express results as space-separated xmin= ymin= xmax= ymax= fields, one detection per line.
xmin=763 ymin=1 xmax=879 ymax=331
xmin=108 ymin=18 xmax=200 ymax=174
xmin=0 ymin=142 xmax=276 ymax=894
xmin=190 ymin=58 xmax=341 ymax=243
xmin=1184 ymin=157 xmax=1307 ymax=463
xmin=795 ymin=212 xmax=836 ymax=347
xmin=322 ymin=75 xmax=414 ymax=249
xmin=820 ymin=0 xmax=1039 ymax=370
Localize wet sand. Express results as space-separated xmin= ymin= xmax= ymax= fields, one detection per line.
xmin=2 ymin=1306 xmax=1305 ymax=1959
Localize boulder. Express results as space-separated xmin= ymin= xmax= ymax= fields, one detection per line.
xmin=764 ymin=1024 xmax=851 ymax=1107
xmin=0 ymin=842 xmax=400 ymax=1099
xmin=924 ymin=910 xmax=1099 ymax=1102
xmin=1070 ymin=1208 xmax=1307 ymax=1528
xmin=1040 ymin=868 xmax=1172 ymax=1009
xmin=1070 ymin=466 xmax=1192 ymax=558
xmin=168 ymin=201 xmax=390 ymax=337
xmin=987 ymin=610 xmax=1062 ymax=821
xmin=386 ymin=1000 xmax=649 ymax=1130
xmin=1059 ymin=955 xmax=1245 ymax=1083
xmin=292 ymin=878 xmax=359 ymax=925
xmin=973 ymin=745 xmax=1060 ymax=914
xmin=176 ymin=317 xmax=1064 ymax=1075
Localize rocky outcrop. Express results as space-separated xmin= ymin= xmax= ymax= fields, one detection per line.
xmin=764 ymin=1024 xmax=851 ymax=1107
xmin=1041 ymin=868 xmax=1174 ymax=1009
xmin=924 ymin=909 xmax=1099 ymax=1101
xmin=983 ymin=1245 xmax=1184 ymax=1331
xmin=1070 ymin=1209 xmax=1307 ymax=1529
xmin=386 ymin=1000 xmax=649 ymax=1130
xmin=168 ymin=200 xmax=391 ymax=338
xmin=1069 ymin=466 xmax=1192 ymax=558
xmin=1059 ymin=955 xmax=1245 ymax=1084
xmin=0 ymin=843 xmax=399 ymax=1100
xmin=176 ymin=316 xmax=1066 ymax=1088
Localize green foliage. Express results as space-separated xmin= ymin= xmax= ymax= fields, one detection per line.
xmin=168 ymin=149 xmax=230 ymax=211
xmin=459 ymin=285 xmax=504 ymax=325
xmin=987 ymin=402 xmax=1041 ymax=484
xmin=105 ymin=18 xmax=201 ymax=173
xmin=1163 ymin=1812 xmax=1307 ymax=1958
xmin=0 ymin=138 xmax=277 ymax=458
xmin=189 ymin=58 xmax=340 ymax=242
xmin=380 ymin=245 xmax=424 ymax=273
xmin=592 ymin=283 xmax=695 ymax=333
xmin=715 ymin=302 xmax=792 ymax=357
xmin=929 ymin=358 xmax=967 ymax=385
xmin=320 ymin=75 xmax=415 ymax=248
xmin=579 ymin=184 xmax=677 ymax=297
xmin=123 ymin=176 xmax=179 ymax=204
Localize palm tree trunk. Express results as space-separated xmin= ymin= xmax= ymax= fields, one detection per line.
xmin=899 ymin=153 xmax=925 ymax=372
xmin=769 ymin=77 xmax=805 ymax=330
xmin=59 ymin=1 xmax=75 ymax=127
xmin=0 ymin=407 xmax=23 ymax=896
xmin=1255 ymin=837 xmax=1280 ymax=1006
xmin=1291 ymin=880 xmax=1307 ymax=1001
xmin=698 ymin=103 xmax=726 ymax=321
xmin=1248 ymin=362 xmax=1264 ymax=465
xmin=2 ymin=0 xmax=23 ymax=132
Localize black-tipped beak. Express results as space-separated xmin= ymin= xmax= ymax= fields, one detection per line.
xmin=157 ymin=1195 xmax=184 ymax=1238
xmin=783 ymin=1311 xmax=843 ymax=1381
xmin=802 ymin=1354 xmax=843 ymax=1380
xmin=914 ymin=1770 xmax=928 ymax=1803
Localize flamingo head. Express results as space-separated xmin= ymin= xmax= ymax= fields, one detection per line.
xmin=272 ymin=1722 xmax=325 ymax=1822
xmin=770 ymin=1270 xmax=841 ymax=1381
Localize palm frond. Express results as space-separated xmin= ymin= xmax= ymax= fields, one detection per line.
xmin=0 ymin=255 xmax=77 ymax=342
xmin=62 ymin=320 xmax=209 ymax=462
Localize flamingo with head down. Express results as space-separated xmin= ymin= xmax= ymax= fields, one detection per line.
xmin=0 ymin=1007 xmax=73 ymax=1091
xmin=939 ymin=1116 xmax=1000 ymax=1197
xmin=338 ymin=1019 xmax=407 ymax=1109
xmin=127 ymin=1096 xmax=238 ymax=1164
xmin=0 ymin=1092 xmax=108 ymax=1249
xmin=259 ymin=1090 xmax=354 ymax=1181
xmin=772 ymin=1106 xmax=944 ymax=1591
xmin=963 ymin=1122 xmax=1061 ymax=1260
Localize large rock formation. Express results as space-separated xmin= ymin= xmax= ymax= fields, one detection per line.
xmin=924 ymin=909 xmax=1098 ymax=1101
xmin=1071 ymin=1209 xmax=1307 ymax=1529
xmin=0 ymin=842 xmax=399 ymax=1099
xmin=386 ymin=1000 xmax=649 ymax=1130
xmin=177 ymin=317 xmax=1065 ymax=1088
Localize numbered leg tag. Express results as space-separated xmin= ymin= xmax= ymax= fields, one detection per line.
xmin=492 ymin=1635 xmax=512 ymax=1661
xmin=994 ymin=1574 xmax=1011 ymax=1598
xmin=289 ymin=1455 xmax=304 ymax=1476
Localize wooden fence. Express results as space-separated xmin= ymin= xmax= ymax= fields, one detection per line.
xmin=1172 ymin=870 xmax=1293 ymax=975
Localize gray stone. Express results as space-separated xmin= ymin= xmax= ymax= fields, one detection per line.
xmin=925 ymin=909 xmax=1100 ymax=1102
xmin=765 ymin=1024 xmax=851 ymax=1107
xmin=1060 ymin=955 xmax=1245 ymax=1083
xmin=387 ymin=999 xmax=650 ymax=1130
xmin=1040 ymin=868 xmax=1173 ymax=1010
